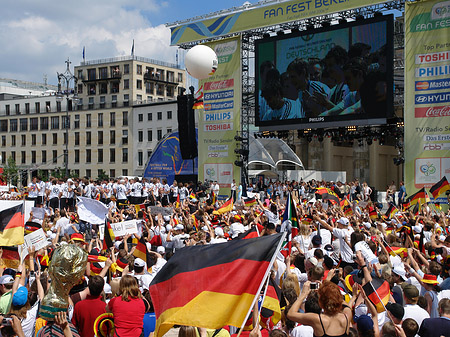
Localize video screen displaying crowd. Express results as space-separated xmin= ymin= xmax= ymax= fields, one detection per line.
xmin=0 ymin=176 xmax=448 ymax=337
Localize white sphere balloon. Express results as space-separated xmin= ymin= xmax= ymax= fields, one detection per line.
xmin=185 ymin=45 xmax=218 ymax=79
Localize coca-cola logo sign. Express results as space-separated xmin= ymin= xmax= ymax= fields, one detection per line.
xmin=204 ymin=79 xmax=234 ymax=91
xmin=415 ymin=105 xmax=450 ymax=117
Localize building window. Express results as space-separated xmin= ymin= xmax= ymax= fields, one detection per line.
xmin=137 ymin=94 xmax=142 ymax=102
xmin=111 ymin=81 xmax=119 ymax=93
xmin=88 ymin=68 xmax=96 ymax=80
xmin=0 ymin=120 xmax=7 ymax=132
xmin=123 ymin=94 xmax=129 ymax=107
xmin=156 ymin=84 xmax=164 ymax=96
xmin=56 ymin=101 xmax=61 ymax=112
xmin=178 ymin=73 xmax=183 ymax=82
xmin=146 ymin=82 xmax=153 ymax=95
xmin=86 ymin=149 xmax=91 ymax=163
xmin=35 ymin=102 xmax=40 ymax=113
xmin=11 ymin=135 xmax=16 ymax=147
xmin=99 ymin=67 xmax=107 ymax=79
xmin=5 ymin=105 xmax=10 ymax=116
xmin=42 ymin=134 xmax=46 ymax=146
xmin=1 ymin=152 xmax=4 ymax=164
xmin=110 ymin=148 xmax=115 ymax=163
xmin=88 ymin=84 xmax=96 ymax=95
xmin=77 ymin=83 xmax=83 ymax=94
xmin=86 ymin=131 xmax=91 ymax=145
xmin=20 ymin=118 xmax=28 ymax=131
xmin=136 ymin=80 xmax=142 ymax=90
xmin=122 ymin=130 xmax=128 ymax=145
xmin=167 ymin=128 xmax=172 ymax=134
xmin=110 ymin=130 xmax=115 ymax=144
xmin=52 ymin=150 xmax=57 ymax=163
xmin=157 ymin=129 xmax=162 ymax=141
xmin=74 ymin=115 xmax=80 ymax=129
xmin=21 ymin=135 xmax=26 ymax=146
xmin=31 ymin=151 xmax=36 ymax=164
xmin=51 ymin=116 xmax=59 ymax=129
xmin=75 ymin=132 xmax=80 ymax=146
xmin=110 ymin=112 xmax=115 ymax=126
xmin=157 ymin=111 xmax=162 ymax=120
xmin=1 ymin=136 xmax=5 ymax=147
xmin=167 ymin=86 xmax=174 ymax=97
xmin=147 ymin=130 xmax=152 ymax=141
xmin=86 ymin=114 xmax=91 ymax=128
xmin=100 ymin=95 xmax=106 ymax=107
xmin=30 ymin=118 xmax=38 ymax=131
xmin=137 ymin=64 xmax=142 ymax=75
xmin=112 ymin=95 xmax=117 ymax=108
xmin=110 ymin=169 xmax=115 ymax=178
xmin=53 ymin=133 xmax=58 ymax=145
xmin=122 ymin=148 xmax=128 ymax=163
xmin=63 ymin=133 xmax=68 ymax=146
xmin=138 ymin=114 xmax=143 ymax=122
xmin=167 ymin=110 xmax=172 ymax=119
xmin=62 ymin=116 xmax=70 ymax=129
xmin=147 ymin=113 xmax=152 ymax=121
xmin=15 ymin=104 xmax=20 ymax=114
xmin=31 ymin=134 xmax=36 ymax=146
xmin=88 ymin=97 xmax=94 ymax=110
xmin=122 ymin=111 xmax=128 ymax=126
xmin=98 ymin=149 xmax=103 ymax=163
xmin=98 ymin=131 xmax=103 ymax=145
xmin=74 ymin=150 xmax=79 ymax=163
xmin=25 ymin=103 xmax=30 ymax=114
xmin=138 ymin=130 xmax=143 ymax=142
xmin=46 ymin=101 xmax=51 ymax=112
xmin=10 ymin=119 xmax=17 ymax=132
xmin=40 ymin=117 xmax=48 ymax=130
xmin=138 ymin=151 xmax=143 ymax=166
xmin=11 ymin=152 xmax=15 ymax=162
xmin=21 ymin=151 xmax=26 ymax=164
xmin=124 ymin=79 xmax=129 ymax=90
xmin=124 ymin=64 xmax=129 ymax=74
xmin=98 ymin=113 xmax=103 ymax=127
xmin=42 ymin=150 xmax=46 ymax=163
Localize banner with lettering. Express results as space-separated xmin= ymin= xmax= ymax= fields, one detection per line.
xmin=405 ymin=0 xmax=450 ymax=201
xmin=198 ymin=36 xmax=241 ymax=199
xmin=170 ymin=0 xmax=389 ymax=45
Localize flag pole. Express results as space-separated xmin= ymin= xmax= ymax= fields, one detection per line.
xmin=236 ymin=232 xmax=286 ymax=337
xmin=382 ymin=238 xmax=400 ymax=258
xmin=368 ymin=280 xmax=389 ymax=315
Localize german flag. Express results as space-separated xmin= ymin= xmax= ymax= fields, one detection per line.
xmin=149 ymin=233 xmax=284 ymax=337
xmin=244 ymin=197 xmax=257 ymax=207
xmin=133 ymin=236 xmax=150 ymax=267
xmin=213 ymin=197 xmax=233 ymax=215
xmin=193 ymin=85 xmax=204 ymax=110
xmin=323 ymin=188 xmax=340 ymax=205
xmin=340 ymin=198 xmax=350 ymax=209
xmin=384 ymin=204 xmax=398 ymax=219
xmin=402 ymin=201 xmax=411 ymax=211
xmin=363 ymin=277 xmax=390 ymax=313
xmin=369 ymin=207 xmax=378 ymax=220
xmin=430 ymin=176 xmax=450 ymax=199
xmin=301 ymin=216 xmax=313 ymax=226
xmin=24 ymin=221 xmax=41 ymax=235
xmin=189 ymin=192 xmax=196 ymax=199
xmin=315 ymin=187 xmax=328 ymax=196
xmin=408 ymin=188 xmax=429 ymax=206
xmin=175 ymin=195 xmax=180 ymax=208
xmin=0 ymin=204 xmax=24 ymax=246
xmin=260 ymin=278 xmax=282 ymax=329
xmin=0 ymin=246 xmax=20 ymax=269
xmin=134 ymin=204 xmax=146 ymax=213
xmin=102 ymin=221 xmax=115 ymax=251
xmin=211 ymin=191 xmax=216 ymax=205
xmin=344 ymin=206 xmax=353 ymax=217
xmin=87 ymin=254 xmax=108 ymax=263
xmin=237 ymin=226 xmax=259 ymax=240
xmin=386 ymin=245 xmax=408 ymax=258
xmin=191 ymin=215 xmax=199 ymax=232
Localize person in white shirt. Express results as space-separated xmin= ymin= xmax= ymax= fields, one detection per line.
xmin=179 ymin=183 xmax=188 ymax=203
xmin=114 ymin=180 xmax=128 ymax=207
xmin=47 ymin=179 xmax=61 ymax=210
xmin=212 ymin=181 xmax=220 ymax=197
xmin=37 ymin=177 xmax=46 ymax=205
xmin=170 ymin=180 xmax=178 ymax=204
xmin=161 ymin=179 xmax=170 ymax=206
xmin=27 ymin=177 xmax=39 ymax=205
xmin=402 ymin=284 xmax=430 ymax=327
xmin=231 ymin=179 xmax=237 ymax=201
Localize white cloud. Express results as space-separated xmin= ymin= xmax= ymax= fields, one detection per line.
xmin=0 ymin=0 xmax=178 ymax=84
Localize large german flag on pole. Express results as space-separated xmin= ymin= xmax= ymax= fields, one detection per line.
xmin=213 ymin=197 xmax=233 ymax=215
xmin=430 ymin=176 xmax=450 ymax=199
xmin=102 ymin=220 xmax=115 ymax=251
xmin=0 ymin=204 xmax=25 ymax=246
xmin=407 ymin=187 xmax=429 ymax=206
xmin=149 ymin=233 xmax=285 ymax=337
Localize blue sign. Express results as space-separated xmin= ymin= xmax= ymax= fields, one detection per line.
xmin=415 ymin=92 xmax=450 ymax=104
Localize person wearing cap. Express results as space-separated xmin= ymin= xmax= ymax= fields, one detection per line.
xmin=72 ymin=275 xmax=106 ymax=337
xmin=402 ymin=284 xmax=430 ymax=327
xmin=210 ymin=227 xmax=227 ymax=244
xmin=0 ymin=275 xmax=14 ymax=314
xmin=386 ymin=302 xmax=405 ymax=325
xmin=132 ymin=258 xmax=153 ymax=291
xmin=166 ymin=224 xmax=189 ymax=251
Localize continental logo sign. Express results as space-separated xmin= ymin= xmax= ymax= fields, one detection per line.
xmin=169 ymin=0 xmax=389 ymax=45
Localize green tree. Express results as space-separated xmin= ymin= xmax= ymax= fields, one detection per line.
xmin=3 ymin=156 xmax=19 ymax=186
xmin=97 ymin=169 xmax=109 ymax=181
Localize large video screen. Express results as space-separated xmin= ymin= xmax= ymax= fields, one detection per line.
xmin=255 ymin=15 xmax=394 ymax=130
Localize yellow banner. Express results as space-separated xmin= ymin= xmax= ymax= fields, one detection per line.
xmin=404 ymin=0 xmax=450 ymax=200
xmin=170 ymin=0 xmax=389 ymax=45
xmin=198 ymin=37 xmax=241 ymax=198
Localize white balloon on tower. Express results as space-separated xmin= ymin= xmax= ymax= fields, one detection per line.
xmin=184 ymin=45 xmax=218 ymax=79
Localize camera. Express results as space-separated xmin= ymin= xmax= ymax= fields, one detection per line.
xmin=1 ymin=317 xmax=12 ymax=326
xmin=310 ymin=283 xmax=317 ymax=290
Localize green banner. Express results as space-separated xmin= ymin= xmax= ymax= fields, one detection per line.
xmin=198 ymin=37 xmax=241 ymax=198
xmin=404 ymin=0 xmax=450 ymax=199
xmin=170 ymin=0 xmax=389 ymax=45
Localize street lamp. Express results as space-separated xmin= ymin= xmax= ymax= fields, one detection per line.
xmin=56 ymin=58 xmax=79 ymax=178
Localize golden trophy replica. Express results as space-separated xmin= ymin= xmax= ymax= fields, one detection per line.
xmin=39 ymin=244 xmax=87 ymax=321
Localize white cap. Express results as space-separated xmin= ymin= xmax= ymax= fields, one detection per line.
xmin=166 ymin=224 xmax=172 ymax=231
xmin=163 ymin=215 xmax=171 ymax=222
xmin=201 ymin=226 xmax=209 ymax=232
xmin=175 ymin=224 xmax=184 ymax=231
xmin=337 ymin=217 xmax=349 ymax=226
xmin=157 ymin=246 xmax=165 ymax=254
xmin=103 ymin=283 xmax=112 ymax=294
xmin=214 ymin=227 xmax=224 ymax=237
xmin=134 ymin=258 xmax=145 ymax=268
xmin=392 ymin=264 xmax=407 ymax=281
xmin=362 ymin=222 xmax=371 ymax=229
xmin=230 ymin=223 xmax=245 ymax=238
xmin=114 ymin=240 xmax=122 ymax=249
xmin=413 ymin=225 xmax=422 ymax=233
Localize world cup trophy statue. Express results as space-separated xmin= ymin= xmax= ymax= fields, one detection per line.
xmin=39 ymin=244 xmax=88 ymax=321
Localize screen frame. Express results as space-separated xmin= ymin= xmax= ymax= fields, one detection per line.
xmin=254 ymin=14 xmax=394 ymax=131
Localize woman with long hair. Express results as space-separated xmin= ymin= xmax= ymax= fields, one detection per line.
xmin=107 ymin=275 xmax=145 ymax=337
xmin=287 ymin=281 xmax=351 ymax=337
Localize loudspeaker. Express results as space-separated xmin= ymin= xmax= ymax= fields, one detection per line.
xmin=177 ymin=94 xmax=197 ymax=159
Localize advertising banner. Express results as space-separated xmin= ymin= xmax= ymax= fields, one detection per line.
xmin=405 ymin=0 xmax=450 ymax=198
xmin=170 ymin=0 xmax=389 ymax=45
xmin=198 ymin=36 xmax=241 ymax=198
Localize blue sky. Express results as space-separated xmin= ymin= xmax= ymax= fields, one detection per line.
xmin=0 ymin=0 xmax=250 ymax=84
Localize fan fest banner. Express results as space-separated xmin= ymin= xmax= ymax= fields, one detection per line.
xmin=198 ymin=36 xmax=241 ymax=199
xmin=405 ymin=0 xmax=450 ymax=201
xmin=169 ymin=0 xmax=389 ymax=45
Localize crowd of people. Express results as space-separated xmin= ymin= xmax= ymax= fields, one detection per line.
xmin=0 ymin=175 xmax=448 ymax=337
